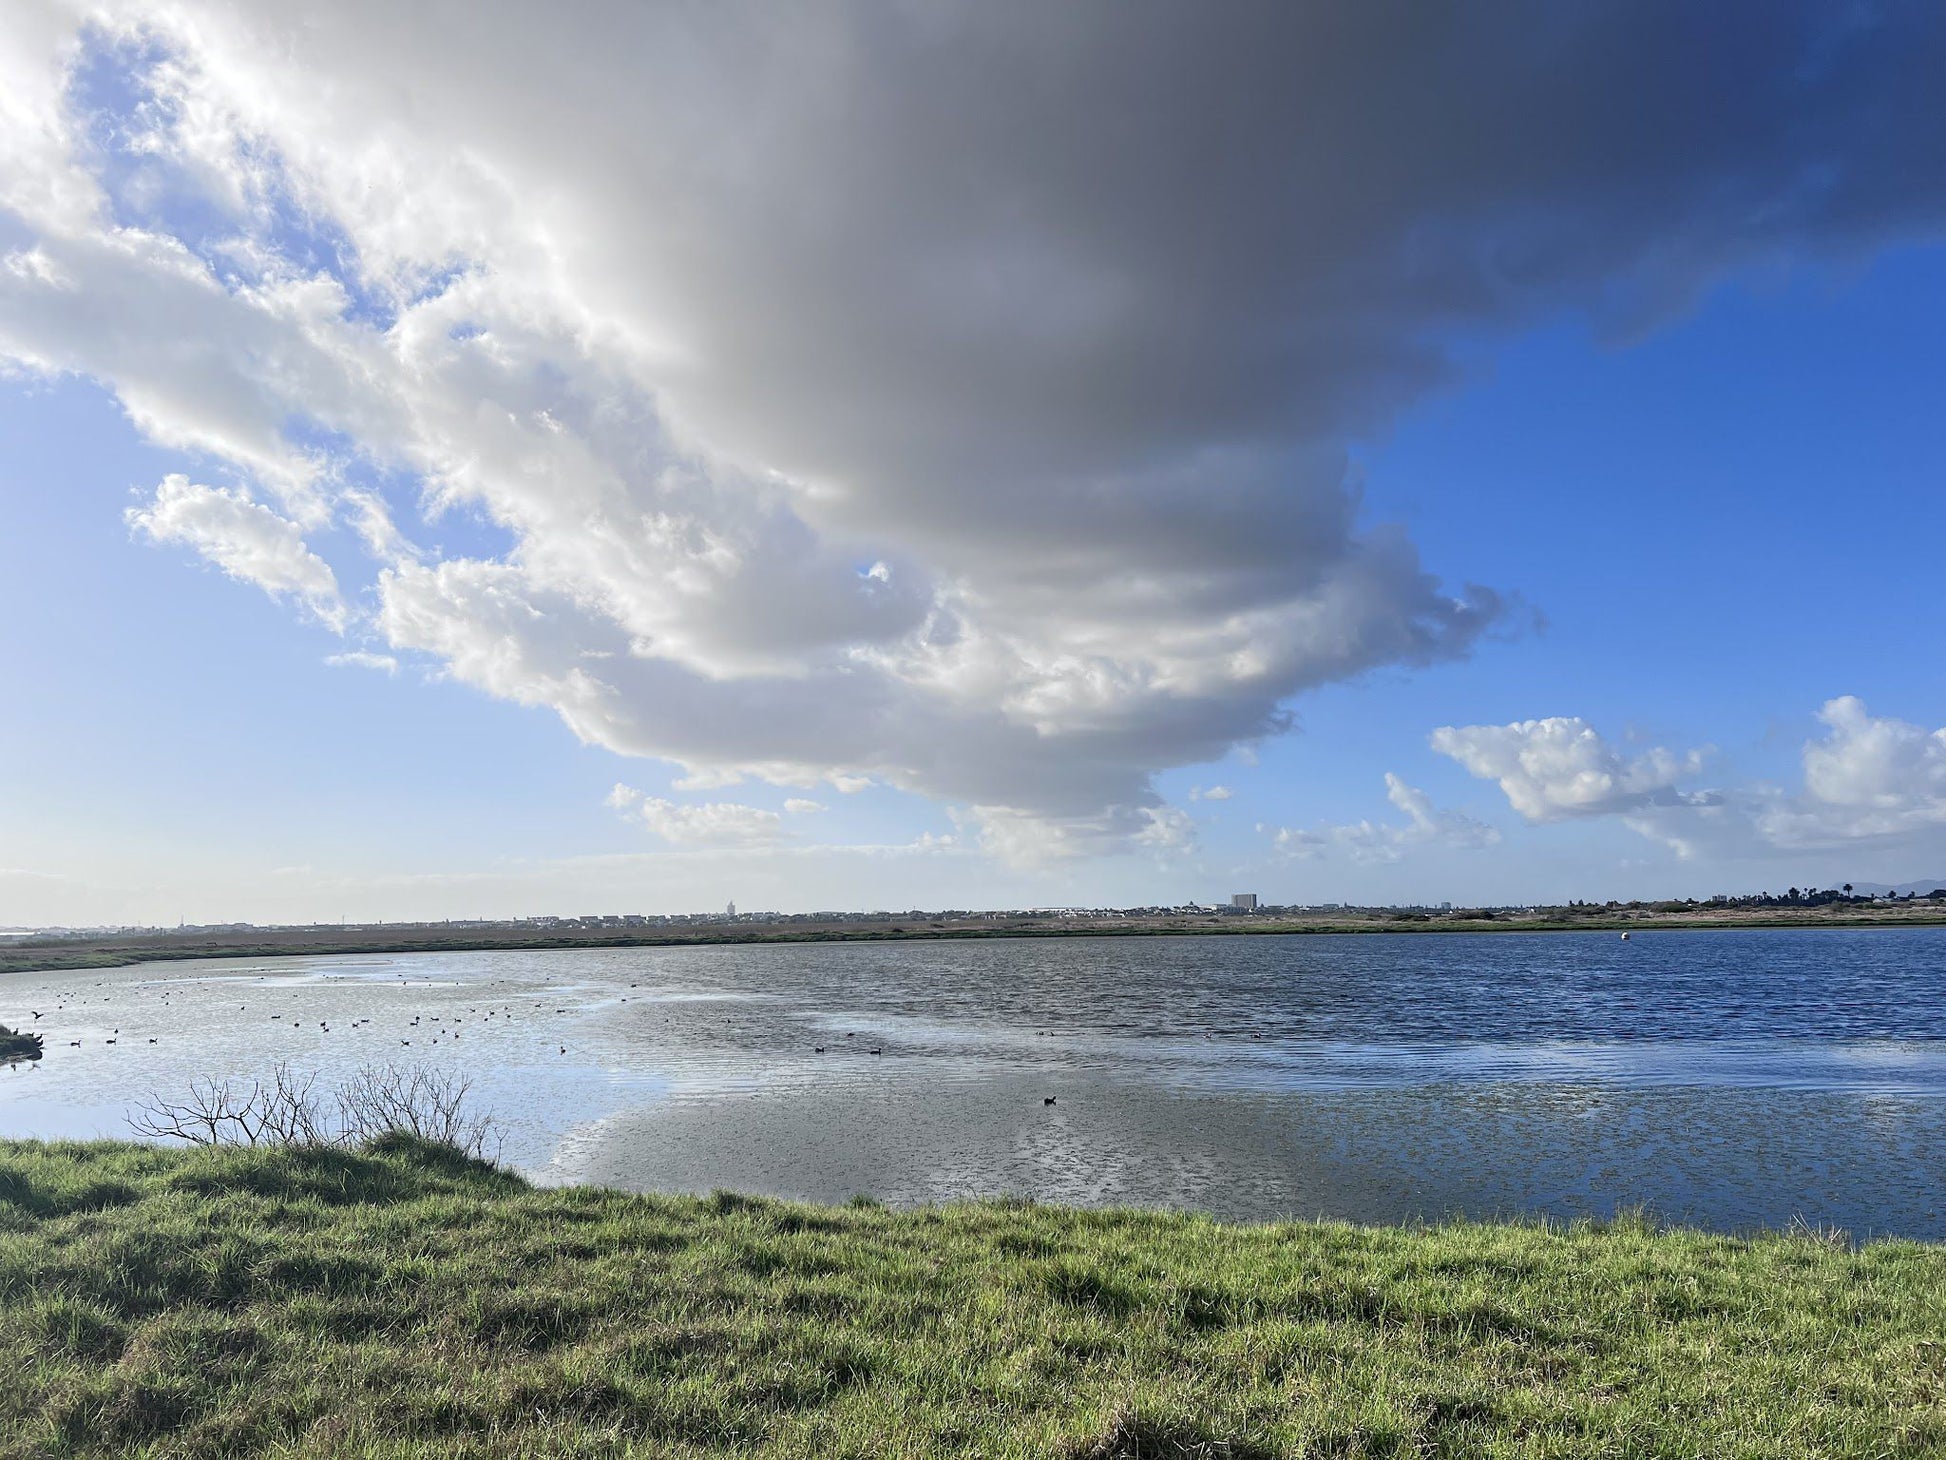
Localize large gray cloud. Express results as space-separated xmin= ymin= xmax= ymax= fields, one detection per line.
xmin=4 ymin=1 xmax=1946 ymax=855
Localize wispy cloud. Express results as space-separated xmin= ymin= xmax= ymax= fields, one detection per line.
xmin=324 ymin=650 xmax=399 ymax=675
xmin=1262 ymin=774 xmax=1499 ymax=865
xmin=128 ymin=475 xmax=347 ymax=631
xmin=607 ymin=784 xmax=785 ymax=848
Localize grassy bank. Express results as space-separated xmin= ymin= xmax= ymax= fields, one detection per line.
xmin=4 ymin=1143 xmax=1944 ymax=1457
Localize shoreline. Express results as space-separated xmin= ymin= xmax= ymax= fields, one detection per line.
xmin=5 ymin=905 xmax=1945 ymax=977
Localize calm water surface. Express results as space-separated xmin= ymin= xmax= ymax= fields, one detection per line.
xmin=4 ymin=928 xmax=1944 ymax=1235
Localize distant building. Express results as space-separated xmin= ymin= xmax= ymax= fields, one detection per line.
xmin=726 ymin=901 xmax=737 ymax=917
xmin=1231 ymin=893 xmax=1259 ymax=911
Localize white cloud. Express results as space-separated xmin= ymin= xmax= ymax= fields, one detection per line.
xmin=127 ymin=475 xmax=347 ymax=630
xmin=638 ymin=800 xmax=785 ymax=848
xmin=607 ymin=784 xmax=786 ymax=848
xmin=1382 ymin=773 xmax=1499 ymax=849
xmin=1133 ymin=805 xmax=1197 ymax=853
xmin=1189 ymin=785 xmax=1233 ymax=802
xmin=324 ymin=650 xmax=398 ymax=675
xmin=1758 ymin=698 xmax=1946 ymax=847
xmin=957 ymin=802 xmax=1197 ymax=868
xmin=783 ymin=798 xmax=826 ymax=815
xmin=6 ymin=9 xmax=1946 ymax=855
xmin=671 ymin=767 xmax=748 ymax=792
xmin=1439 ymin=699 xmax=1946 ymax=859
xmin=1801 ymin=696 xmax=1946 ymax=815
xmin=1429 ymin=718 xmax=1709 ymax=823
xmin=1263 ymin=773 xmax=1499 ymax=864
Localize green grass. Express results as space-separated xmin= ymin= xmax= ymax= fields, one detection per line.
xmin=3 ymin=1140 xmax=1944 ymax=1457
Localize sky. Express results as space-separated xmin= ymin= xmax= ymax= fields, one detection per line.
xmin=2 ymin=1 xmax=1944 ymax=926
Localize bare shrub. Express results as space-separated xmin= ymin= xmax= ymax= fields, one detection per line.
xmin=127 ymin=1065 xmax=330 ymax=1148
xmin=129 ymin=1062 xmax=499 ymax=1160
xmin=336 ymin=1065 xmax=497 ymax=1157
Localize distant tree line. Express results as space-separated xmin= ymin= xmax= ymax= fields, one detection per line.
xmin=1543 ymin=887 xmax=1946 ymax=914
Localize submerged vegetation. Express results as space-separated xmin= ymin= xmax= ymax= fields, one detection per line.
xmin=4 ymin=1140 xmax=1944 ymax=1458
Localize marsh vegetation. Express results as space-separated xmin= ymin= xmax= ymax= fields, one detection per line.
xmin=0 ymin=1022 xmax=42 ymax=1065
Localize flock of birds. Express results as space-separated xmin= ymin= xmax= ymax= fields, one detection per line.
xmin=9 ymin=969 xmax=1073 ymax=1109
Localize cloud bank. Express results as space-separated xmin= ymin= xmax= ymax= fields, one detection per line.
xmin=6 ymin=3 xmax=1946 ymax=851
xmin=1437 ymin=699 xmax=1946 ymax=859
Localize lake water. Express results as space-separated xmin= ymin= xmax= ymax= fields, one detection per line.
xmin=4 ymin=927 xmax=1944 ymax=1236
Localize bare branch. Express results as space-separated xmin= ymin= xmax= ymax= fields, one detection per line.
xmin=127 ymin=1062 xmax=499 ymax=1159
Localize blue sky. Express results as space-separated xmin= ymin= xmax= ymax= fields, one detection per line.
xmin=3 ymin=5 xmax=1944 ymax=924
